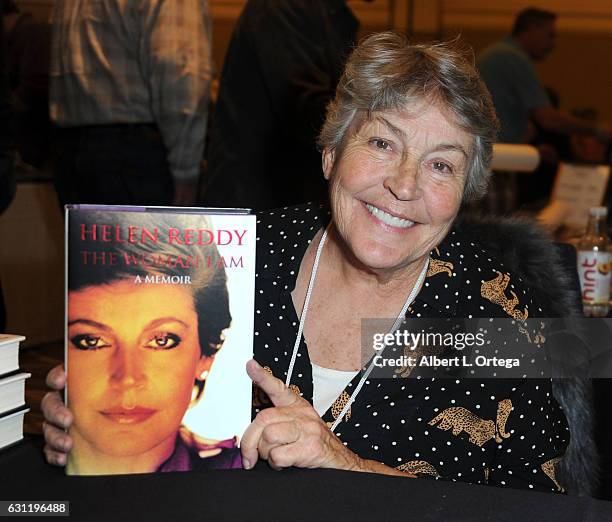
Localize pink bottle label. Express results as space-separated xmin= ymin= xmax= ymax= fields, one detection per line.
xmin=578 ymin=250 xmax=611 ymax=304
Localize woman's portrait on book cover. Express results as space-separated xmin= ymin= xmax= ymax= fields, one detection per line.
xmin=65 ymin=209 xmax=255 ymax=475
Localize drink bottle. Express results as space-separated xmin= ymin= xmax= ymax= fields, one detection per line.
xmin=577 ymin=207 xmax=610 ymax=317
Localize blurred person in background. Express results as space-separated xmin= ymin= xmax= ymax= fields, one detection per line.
xmin=2 ymin=0 xmax=51 ymax=170
xmin=0 ymin=7 xmax=15 ymax=332
xmin=50 ymin=0 xmax=212 ymax=208
xmin=478 ymin=7 xmax=609 ymax=146
xmin=202 ymin=0 xmax=365 ymax=210
xmin=477 ymin=7 xmax=610 ymax=213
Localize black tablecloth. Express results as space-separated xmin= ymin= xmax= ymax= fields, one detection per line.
xmin=1 ymin=437 xmax=611 ymax=522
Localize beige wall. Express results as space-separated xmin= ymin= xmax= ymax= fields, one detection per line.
xmin=0 ymin=182 xmax=64 ymax=346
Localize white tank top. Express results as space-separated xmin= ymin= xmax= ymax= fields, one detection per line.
xmin=311 ymin=363 xmax=359 ymax=416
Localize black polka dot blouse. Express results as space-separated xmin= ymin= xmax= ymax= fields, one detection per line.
xmin=252 ymin=203 xmax=569 ymax=493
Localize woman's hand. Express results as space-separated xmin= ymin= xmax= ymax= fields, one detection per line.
xmin=242 ymin=360 xmax=413 ymax=477
xmin=241 ymin=359 xmax=363 ymax=471
xmin=41 ymin=364 xmax=74 ymax=466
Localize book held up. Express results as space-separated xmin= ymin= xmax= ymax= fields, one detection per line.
xmin=65 ymin=206 xmax=256 ymax=475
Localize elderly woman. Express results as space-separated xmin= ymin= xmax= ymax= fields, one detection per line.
xmin=42 ymin=32 xmax=570 ymax=491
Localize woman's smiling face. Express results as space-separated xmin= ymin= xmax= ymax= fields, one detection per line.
xmin=67 ymin=280 xmax=210 ymax=458
xmin=324 ymin=100 xmax=472 ymax=276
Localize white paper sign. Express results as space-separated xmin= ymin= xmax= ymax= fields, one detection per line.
xmin=552 ymin=163 xmax=610 ymax=231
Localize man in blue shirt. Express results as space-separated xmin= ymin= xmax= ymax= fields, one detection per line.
xmin=478 ymin=8 xmax=608 ymax=145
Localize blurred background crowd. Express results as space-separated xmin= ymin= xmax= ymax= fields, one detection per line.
xmin=2 ymin=1 xmax=610 ymax=214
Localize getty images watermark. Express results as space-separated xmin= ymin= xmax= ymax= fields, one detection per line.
xmin=371 ymin=329 xmax=518 ymax=369
xmin=361 ymin=317 xmax=612 ymax=379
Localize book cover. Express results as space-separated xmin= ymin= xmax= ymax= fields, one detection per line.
xmin=0 ymin=334 xmax=26 ymax=377
xmin=65 ymin=206 xmax=256 ymax=475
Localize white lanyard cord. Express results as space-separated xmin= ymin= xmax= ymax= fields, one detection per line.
xmin=285 ymin=225 xmax=430 ymax=432
xmin=328 ymin=257 xmax=429 ymax=431
xmin=285 ymin=227 xmax=329 ymax=388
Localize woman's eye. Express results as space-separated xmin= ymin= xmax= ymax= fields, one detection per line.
xmin=371 ymin=138 xmax=392 ymax=151
xmin=145 ymin=333 xmax=181 ymax=350
xmin=432 ymin=161 xmax=452 ymax=174
xmin=70 ymin=334 xmax=111 ymax=350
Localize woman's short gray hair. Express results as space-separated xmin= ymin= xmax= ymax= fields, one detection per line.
xmin=318 ymin=32 xmax=499 ymax=201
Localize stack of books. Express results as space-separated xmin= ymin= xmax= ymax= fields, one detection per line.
xmin=0 ymin=334 xmax=30 ymax=451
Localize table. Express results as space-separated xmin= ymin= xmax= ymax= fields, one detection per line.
xmin=1 ymin=437 xmax=611 ymax=522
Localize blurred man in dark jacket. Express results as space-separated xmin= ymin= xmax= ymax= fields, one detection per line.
xmin=3 ymin=0 xmax=51 ymax=169
xmin=0 ymin=6 xmax=15 ymax=332
xmin=203 ymin=0 xmax=360 ymax=209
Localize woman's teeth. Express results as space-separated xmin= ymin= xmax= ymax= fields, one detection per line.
xmin=365 ymin=204 xmax=414 ymax=228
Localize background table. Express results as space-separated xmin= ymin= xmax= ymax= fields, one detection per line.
xmin=1 ymin=437 xmax=611 ymax=521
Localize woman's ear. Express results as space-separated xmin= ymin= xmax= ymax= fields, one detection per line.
xmin=322 ymin=148 xmax=335 ymax=180
xmin=195 ymin=355 xmax=214 ymax=381
xmin=191 ymin=355 xmax=215 ymax=403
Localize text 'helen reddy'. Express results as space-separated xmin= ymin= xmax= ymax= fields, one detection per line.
xmin=79 ymin=224 xmax=248 ymax=246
